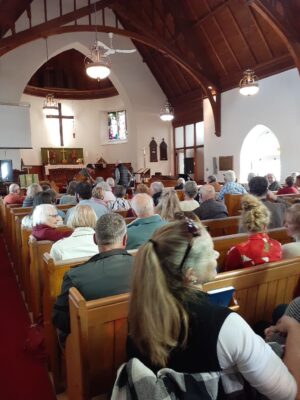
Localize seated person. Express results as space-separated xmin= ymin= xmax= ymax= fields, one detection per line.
xmin=249 ymin=176 xmax=288 ymax=229
xmin=224 ymin=194 xmax=282 ymax=271
xmin=266 ymin=173 xmax=281 ymax=192
xmin=96 ymin=181 xmax=116 ymax=202
xmin=126 ymin=193 xmax=166 ymax=250
xmin=50 ymin=204 xmax=98 ymax=261
xmin=22 ymin=191 xmax=62 ymax=229
xmin=52 ymin=213 xmax=133 ymax=343
xmin=180 ymin=181 xmax=199 ymax=212
xmin=218 ymin=170 xmax=246 ymax=201
xmin=174 ymin=177 xmax=185 ymax=190
xmin=155 ymin=189 xmax=181 ymax=222
xmin=194 ymin=184 xmax=228 ymax=220
xmin=206 ymin=174 xmax=221 ymax=192
xmin=282 ymin=204 xmax=300 ymax=258
xmin=150 ymin=182 xmax=164 ymax=206
xmin=106 ymin=177 xmax=115 ymax=190
xmin=65 ymin=182 xmax=107 ymax=224
xmin=108 ymin=185 xmax=131 ymax=212
xmin=277 ymin=176 xmax=299 ymax=195
xmin=59 ymin=181 xmax=77 ymax=206
xmin=135 ymin=183 xmax=150 ymax=195
xmin=3 ymin=183 xmax=24 ymax=205
xmin=31 ymin=204 xmax=71 ymax=242
xmin=46 ymin=189 xmax=65 ymax=219
xmin=127 ymin=220 xmax=298 ymax=399
xmin=22 ymin=183 xmax=42 ymax=207
xmin=91 ymin=185 xmax=108 ymax=207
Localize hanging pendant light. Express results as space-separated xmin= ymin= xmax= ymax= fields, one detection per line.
xmin=85 ymin=3 xmax=111 ymax=81
xmin=85 ymin=41 xmax=111 ymax=80
xmin=160 ymin=100 xmax=174 ymax=121
xmin=239 ymin=69 xmax=259 ymax=96
xmin=42 ymin=39 xmax=59 ymax=115
xmin=43 ymin=94 xmax=59 ymax=115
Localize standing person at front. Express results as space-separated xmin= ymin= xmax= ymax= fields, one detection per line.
xmin=127 ymin=220 xmax=299 ymax=399
xmin=114 ymin=160 xmax=132 ymax=188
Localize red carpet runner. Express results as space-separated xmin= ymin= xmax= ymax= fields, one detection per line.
xmin=0 ymin=235 xmax=56 ymax=400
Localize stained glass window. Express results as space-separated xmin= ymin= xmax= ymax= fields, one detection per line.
xmin=108 ymin=110 xmax=127 ymax=142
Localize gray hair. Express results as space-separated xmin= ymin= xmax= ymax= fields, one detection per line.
xmin=96 ymin=181 xmax=112 ymax=192
xmin=95 ymin=177 xmax=104 ymax=184
xmin=32 ymin=204 xmax=57 ymax=226
xmin=95 ymin=213 xmax=126 ymax=245
xmin=27 ymin=183 xmax=42 ymax=198
xmin=9 ymin=183 xmax=20 ymax=193
xmin=207 ymin=175 xmax=216 ymax=183
xmin=200 ymin=184 xmax=215 ymax=200
xmin=223 ymin=170 xmax=236 ymax=183
xmin=131 ymin=193 xmax=154 ymax=217
xmin=247 ymin=172 xmax=256 ymax=183
xmin=184 ymin=181 xmax=198 ymax=199
xmin=106 ymin=177 xmax=115 ymax=187
xmin=150 ymin=181 xmax=164 ymax=194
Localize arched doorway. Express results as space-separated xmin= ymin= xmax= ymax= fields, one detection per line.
xmin=240 ymin=125 xmax=281 ymax=183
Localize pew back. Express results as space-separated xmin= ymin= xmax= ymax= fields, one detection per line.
xmin=203 ymin=216 xmax=240 ymax=237
xmin=67 ymin=289 xmax=129 ymax=400
xmin=224 ymin=194 xmax=242 ymax=216
xmin=214 ymin=227 xmax=291 ymax=270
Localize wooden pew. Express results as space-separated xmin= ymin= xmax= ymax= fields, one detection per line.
xmin=176 ymin=190 xmax=185 ymax=201
xmin=43 ymin=254 xmax=91 ymax=392
xmin=4 ymin=203 xmax=22 ymax=252
xmin=202 ymin=257 xmax=300 ymax=326
xmin=65 ymin=256 xmax=300 ymax=400
xmin=21 ymin=227 xmax=33 ymax=305
xmin=28 ymin=237 xmax=53 ymax=320
xmin=214 ymin=227 xmax=291 ymax=271
xmin=203 ymin=216 xmax=240 ymax=237
xmin=224 ymin=194 xmax=242 ymax=216
xmin=66 ymin=289 xmax=129 ymax=400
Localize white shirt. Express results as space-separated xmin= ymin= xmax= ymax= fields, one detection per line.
xmin=217 ymin=313 xmax=297 ymax=400
xmin=180 ymin=199 xmax=199 ymax=212
xmin=50 ymin=227 xmax=98 ymax=261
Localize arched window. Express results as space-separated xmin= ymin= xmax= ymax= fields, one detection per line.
xmin=240 ymin=125 xmax=281 ymax=183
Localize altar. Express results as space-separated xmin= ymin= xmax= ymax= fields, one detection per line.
xmin=44 ymin=164 xmax=84 ymax=176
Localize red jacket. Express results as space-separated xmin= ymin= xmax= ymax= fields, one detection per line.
xmin=224 ymin=232 xmax=282 ymax=271
xmin=277 ymin=186 xmax=299 ymax=195
xmin=32 ymin=224 xmax=71 ymax=242
xmin=3 ymin=193 xmax=24 ymax=205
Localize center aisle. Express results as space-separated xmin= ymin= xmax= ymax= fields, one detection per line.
xmin=0 ymin=235 xmax=56 ymax=400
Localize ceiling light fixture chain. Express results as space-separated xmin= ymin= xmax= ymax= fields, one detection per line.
xmin=42 ymin=37 xmax=59 ymax=115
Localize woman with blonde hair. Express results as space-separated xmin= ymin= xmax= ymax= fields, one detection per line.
xmin=155 ymin=189 xmax=181 ymax=221
xmin=50 ymin=204 xmax=98 ymax=261
xmin=127 ymin=220 xmax=298 ymax=399
xmin=224 ymin=194 xmax=282 ymax=271
xmin=282 ymin=203 xmax=300 ymax=258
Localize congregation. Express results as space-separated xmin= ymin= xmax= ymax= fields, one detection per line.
xmin=3 ymin=167 xmax=300 ymax=400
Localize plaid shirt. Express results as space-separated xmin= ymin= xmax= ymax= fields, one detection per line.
xmin=218 ymin=182 xmax=247 ymax=200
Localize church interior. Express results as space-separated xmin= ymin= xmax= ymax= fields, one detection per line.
xmin=1 ymin=0 xmax=300 ymax=399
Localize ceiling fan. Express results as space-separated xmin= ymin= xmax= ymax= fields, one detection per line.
xmin=96 ymin=32 xmax=136 ymax=57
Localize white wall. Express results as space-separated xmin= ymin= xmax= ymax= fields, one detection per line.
xmin=204 ymin=68 xmax=300 ymax=183
xmin=0 ymin=1 xmax=173 ymax=174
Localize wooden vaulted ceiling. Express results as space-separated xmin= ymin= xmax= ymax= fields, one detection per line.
xmin=1 ymin=0 xmax=300 ymax=133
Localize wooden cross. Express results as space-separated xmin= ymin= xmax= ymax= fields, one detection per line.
xmin=46 ymin=103 xmax=74 ymax=147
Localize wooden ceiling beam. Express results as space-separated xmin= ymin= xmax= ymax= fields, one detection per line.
xmin=190 ymin=0 xmax=234 ymax=28
xmin=247 ymin=6 xmax=274 ymax=58
xmin=227 ymin=5 xmax=258 ymax=64
xmin=0 ymin=0 xmax=116 ymax=54
xmin=112 ymin=2 xmax=221 ymax=136
xmin=162 ymin=0 xmax=219 ymax=89
xmin=204 ymin=0 xmax=242 ymax=71
xmin=249 ymin=0 xmax=300 ymax=72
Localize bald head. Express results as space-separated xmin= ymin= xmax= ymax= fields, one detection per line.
xmin=131 ymin=193 xmax=154 ymax=218
xmin=200 ymin=184 xmax=216 ymax=201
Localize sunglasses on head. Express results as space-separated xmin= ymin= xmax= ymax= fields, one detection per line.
xmin=179 ymin=219 xmax=201 ymax=270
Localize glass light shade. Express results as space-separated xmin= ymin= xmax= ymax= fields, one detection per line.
xmin=160 ymin=101 xmax=174 ymax=121
xmin=86 ymin=63 xmax=110 ymax=79
xmin=85 ymin=42 xmax=111 ymax=80
xmin=239 ymin=69 xmax=259 ymax=96
xmin=42 ymin=94 xmax=59 ymax=115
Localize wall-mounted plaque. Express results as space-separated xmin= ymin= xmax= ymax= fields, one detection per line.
xmin=219 ymin=156 xmax=233 ymax=171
